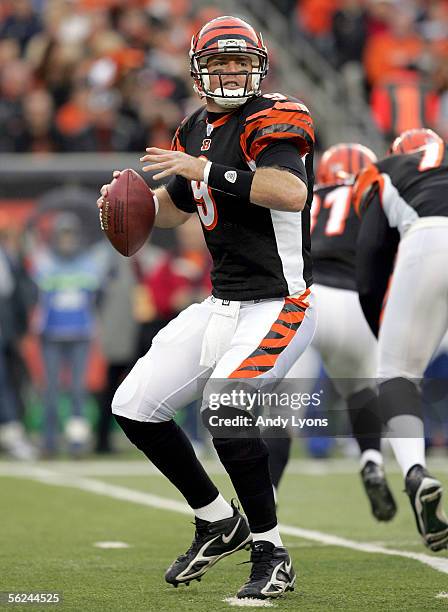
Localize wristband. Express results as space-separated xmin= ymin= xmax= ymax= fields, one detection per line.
xmin=152 ymin=192 xmax=160 ymax=215
xmin=204 ymin=162 xmax=254 ymax=201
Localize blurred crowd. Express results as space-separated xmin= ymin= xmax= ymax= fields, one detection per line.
xmin=288 ymin=0 xmax=448 ymax=141
xmin=1 ymin=1 xmax=447 ymax=151
xmin=0 ymin=199 xmax=211 ymax=459
xmin=0 ymin=0 xmax=282 ymax=153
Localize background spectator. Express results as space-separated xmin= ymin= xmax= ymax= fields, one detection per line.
xmin=0 ymin=242 xmax=36 ymax=460
xmin=31 ymin=212 xmax=101 ymax=457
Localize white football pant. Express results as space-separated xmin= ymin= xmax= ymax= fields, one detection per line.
xmin=287 ymin=283 xmax=377 ymax=398
xmin=112 ymin=291 xmax=316 ymax=423
xmin=378 ymin=223 xmax=448 ymax=380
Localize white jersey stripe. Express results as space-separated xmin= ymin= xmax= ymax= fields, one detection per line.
xmin=381 ymin=173 xmax=419 ymax=236
xmin=270 ymin=209 xmax=306 ymax=295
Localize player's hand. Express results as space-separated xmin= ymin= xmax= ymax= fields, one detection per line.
xmin=140 ymin=148 xmax=207 ymax=182
xmin=97 ymin=170 xmax=121 ymax=209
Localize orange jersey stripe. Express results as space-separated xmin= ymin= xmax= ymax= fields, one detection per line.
xmin=244 ymin=110 xmax=313 ymax=138
xmin=352 ymin=164 xmax=384 ymax=216
xmin=171 ymin=127 xmax=185 ymax=152
xmin=207 ymin=112 xmax=235 ymax=129
xmin=249 ymin=132 xmax=312 ymax=159
xmin=245 ymin=108 xmax=272 ymax=124
xmin=271 ymin=102 xmax=311 ymax=116
xmin=241 ymin=125 xmax=313 ymax=161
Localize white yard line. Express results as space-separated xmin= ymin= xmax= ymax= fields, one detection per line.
xmin=1 ymin=457 xmax=448 ymax=477
xmin=2 ymin=465 xmax=448 ymax=576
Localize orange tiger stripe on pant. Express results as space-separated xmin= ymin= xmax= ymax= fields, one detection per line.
xmin=229 ymin=289 xmax=311 ymax=378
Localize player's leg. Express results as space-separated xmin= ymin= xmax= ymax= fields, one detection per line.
xmin=265 ymin=344 xmax=320 ymax=491
xmin=314 ymin=283 xmax=396 ymax=521
xmin=378 ymin=228 xmax=448 ymax=550
xmin=204 ymin=290 xmax=316 ymax=598
xmin=111 ymin=299 xmax=251 ymax=584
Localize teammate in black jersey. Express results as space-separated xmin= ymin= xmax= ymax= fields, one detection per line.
xmin=266 ymin=143 xmax=396 ymax=522
xmin=98 ymin=16 xmax=316 ymax=599
xmin=354 ymin=128 xmax=448 ymax=551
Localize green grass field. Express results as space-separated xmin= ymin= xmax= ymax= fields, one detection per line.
xmin=2 ymin=458 xmax=448 ymax=611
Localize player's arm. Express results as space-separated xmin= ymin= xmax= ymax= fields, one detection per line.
xmin=140 ymin=145 xmax=307 ymax=212
xmin=356 ymin=191 xmax=399 ymax=337
xmin=152 ymin=186 xmax=193 ymax=228
xmin=251 ymin=166 xmax=307 ymax=211
xmin=250 ymin=141 xmax=308 ymax=211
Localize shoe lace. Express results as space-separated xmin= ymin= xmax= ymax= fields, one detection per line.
xmin=240 ymin=548 xmax=273 ymax=581
xmin=177 ymin=521 xmax=209 ymax=561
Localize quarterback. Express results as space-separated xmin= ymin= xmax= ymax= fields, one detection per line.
xmin=98 ymin=16 xmax=315 ymax=599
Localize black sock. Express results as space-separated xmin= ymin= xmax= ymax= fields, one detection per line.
xmin=347 ymin=387 xmax=382 ymax=454
xmin=264 ymin=434 xmax=292 ymax=489
xmin=115 ymin=415 xmax=219 ymax=509
xmin=213 ymin=436 xmax=277 ymax=532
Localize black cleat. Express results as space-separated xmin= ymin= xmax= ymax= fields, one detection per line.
xmin=165 ymin=500 xmax=251 ymax=586
xmin=405 ymin=464 xmax=448 ymax=552
xmin=237 ymin=541 xmax=295 ymax=600
xmin=361 ymin=461 xmax=397 ymax=522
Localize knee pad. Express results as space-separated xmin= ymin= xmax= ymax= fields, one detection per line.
xmin=379 ymin=377 xmax=421 ymax=423
xmin=114 ymin=415 xmax=177 ymax=451
xmin=212 ymin=436 xmax=269 ymax=464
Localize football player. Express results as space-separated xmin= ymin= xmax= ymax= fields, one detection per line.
xmin=353 ymin=128 xmax=448 ymax=551
xmin=265 ymin=143 xmax=397 ymax=522
xmin=98 ymin=16 xmax=315 ymax=599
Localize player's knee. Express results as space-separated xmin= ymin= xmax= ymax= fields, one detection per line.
xmin=114 ymin=414 xmax=178 ymax=450
xmin=378 ymin=377 xmax=421 ymax=422
xmin=111 ymin=359 xmax=144 ymax=416
xmin=212 ymin=436 xmax=269 ymax=464
xmin=111 ymin=359 xmax=175 ymax=423
xmin=377 ymin=361 xmax=421 ymax=381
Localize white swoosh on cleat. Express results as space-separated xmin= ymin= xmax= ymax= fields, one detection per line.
xmin=222 ymin=518 xmax=241 ymax=544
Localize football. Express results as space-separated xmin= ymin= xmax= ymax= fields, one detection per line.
xmin=100 ymin=168 xmax=156 ymax=256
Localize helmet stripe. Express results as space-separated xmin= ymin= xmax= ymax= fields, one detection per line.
xmin=196 ymin=30 xmax=260 ymax=51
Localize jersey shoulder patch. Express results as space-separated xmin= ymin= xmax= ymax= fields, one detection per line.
xmin=239 ymin=93 xmax=314 ymax=162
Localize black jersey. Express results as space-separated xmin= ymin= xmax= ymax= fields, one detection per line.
xmin=355 ymin=143 xmax=448 ymax=234
xmin=355 ymin=143 xmax=448 ymax=336
xmin=165 ymin=93 xmax=314 ymax=301
xmin=311 ymin=183 xmax=359 ymax=291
